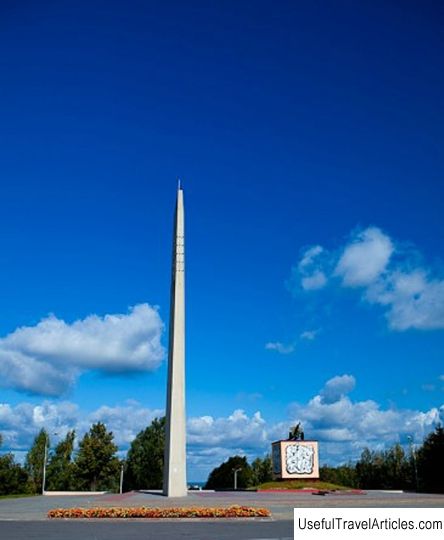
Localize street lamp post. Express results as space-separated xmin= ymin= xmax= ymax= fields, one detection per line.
xmin=42 ymin=431 xmax=58 ymax=495
xmin=232 ymin=467 xmax=242 ymax=490
xmin=119 ymin=463 xmax=124 ymax=495
xmin=407 ymin=435 xmax=419 ymax=492
xmin=41 ymin=438 xmax=48 ymax=495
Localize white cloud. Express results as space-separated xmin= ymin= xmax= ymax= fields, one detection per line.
xmin=366 ymin=270 xmax=444 ymax=330
xmin=334 ymin=227 xmax=394 ymax=287
xmin=84 ymin=403 xmax=164 ymax=446
xmin=295 ymin=226 xmax=444 ymax=331
xmin=0 ymin=402 xmax=272 ymax=455
xmin=0 ymin=400 xmax=273 ymax=480
xmin=319 ymin=374 xmax=356 ymax=404
xmin=268 ymin=331 xmax=319 ymax=355
xmin=298 ymin=245 xmax=324 ymax=270
xmin=296 ymin=246 xmax=328 ymax=291
xmin=0 ymin=401 xmax=80 ymax=449
xmin=300 ymin=329 xmax=319 ymax=341
xmin=289 ymin=375 xmax=444 ymax=464
xmin=265 ymin=341 xmax=295 ymax=354
xmin=0 ymin=350 xmax=78 ymax=397
xmin=186 ymin=410 xmax=286 ymax=479
xmin=1 ymin=377 xmax=443 ymax=479
xmin=301 ymin=271 xmax=327 ymax=291
xmin=188 ymin=409 xmax=268 ymax=449
xmin=0 ymin=304 xmax=165 ymax=396
xmin=0 ymin=400 xmax=162 ymax=452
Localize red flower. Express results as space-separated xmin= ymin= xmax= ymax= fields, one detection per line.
xmin=47 ymin=505 xmax=271 ymax=519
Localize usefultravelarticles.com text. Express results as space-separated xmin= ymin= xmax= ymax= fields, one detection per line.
xmin=294 ymin=508 xmax=444 ymax=539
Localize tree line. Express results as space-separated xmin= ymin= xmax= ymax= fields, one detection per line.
xmin=0 ymin=417 xmax=166 ymax=495
xmin=1 ymin=420 xmax=443 ymax=495
xmin=203 ymin=426 xmax=444 ymax=493
xmin=1 ymin=423 xmax=121 ymax=495
xmin=320 ymin=426 xmax=444 ymax=493
xmin=205 ymin=455 xmax=273 ymax=489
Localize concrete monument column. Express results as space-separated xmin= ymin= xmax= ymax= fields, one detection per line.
xmin=163 ymin=183 xmax=187 ymax=497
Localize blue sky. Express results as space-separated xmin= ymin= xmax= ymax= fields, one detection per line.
xmin=0 ymin=1 xmax=443 ymax=481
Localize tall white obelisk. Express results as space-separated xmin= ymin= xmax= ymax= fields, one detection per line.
xmin=163 ymin=182 xmax=187 ymax=497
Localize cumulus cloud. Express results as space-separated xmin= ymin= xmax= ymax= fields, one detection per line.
xmin=320 ymin=374 xmax=356 ymax=404
xmin=0 ymin=402 xmax=272 ymax=455
xmin=265 ymin=341 xmax=295 ymax=354
xmin=0 ymin=400 xmax=163 ymax=452
xmin=0 ymin=401 xmax=80 ymax=449
xmin=188 ymin=409 xmax=268 ymax=449
xmin=289 ymin=375 xmax=444 ymax=463
xmin=366 ymin=270 xmax=444 ymax=330
xmin=334 ymin=227 xmax=394 ymax=286
xmin=294 ymin=226 xmax=444 ymax=331
xmin=0 ymin=400 xmax=273 ymax=479
xmin=0 ymin=350 xmax=77 ymax=397
xmin=1 ymin=376 xmax=443 ymax=478
xmin=0 ymin=304 xmax=165 ymax=396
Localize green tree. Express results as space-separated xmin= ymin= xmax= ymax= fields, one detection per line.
xmin=0 ymin=434 xmax=29 ymax=495
xmin=125 ymin=417 xmax=165 ymax=490
xmin=74 ymin=422 xmax=120 ymax=491
xmin=25 ymin=429 xmax=49 ymax=493
xmin=384 ymin=444 xmax=411 ymax=490
xmin=355 ymin=448 xmax=376 ymax=488
xmin=417 ymin=425 xmax=444 ymax=493
xmin=355 ymin=445 xmax=412 ymax=490
xmin=356 ymin=447 xmax=390 ymax=489
xmin=46 ymin=431 xmax=76 ymax=491
xmin=251 ymin=455 xmax=273 ymax=486
xmin=320 ymin=464 xmax=358 ymax=488
xmin=205 ymin=455 xmax=253 ymax=490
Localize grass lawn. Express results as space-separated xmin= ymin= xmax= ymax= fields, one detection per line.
xmin=258 ymin=480 xmax=351 ymax=491
xmin=0 ymin=493 xmax=39 ymax=500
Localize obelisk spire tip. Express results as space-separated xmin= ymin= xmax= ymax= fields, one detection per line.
xmin=177 ymin=177 xmax=182 ymax=191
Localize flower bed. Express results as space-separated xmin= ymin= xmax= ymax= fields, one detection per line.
xmin=48 ymin=505 xmax=271 ymax=519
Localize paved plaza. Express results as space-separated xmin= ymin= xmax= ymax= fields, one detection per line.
xmin=0 ymin=490 xmax=443 ymax=539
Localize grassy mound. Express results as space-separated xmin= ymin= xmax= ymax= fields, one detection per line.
xmin=48 ymin=505 xmax=271 ymax=519
xmin=258 ymin=480 xmax=350 ymax=491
